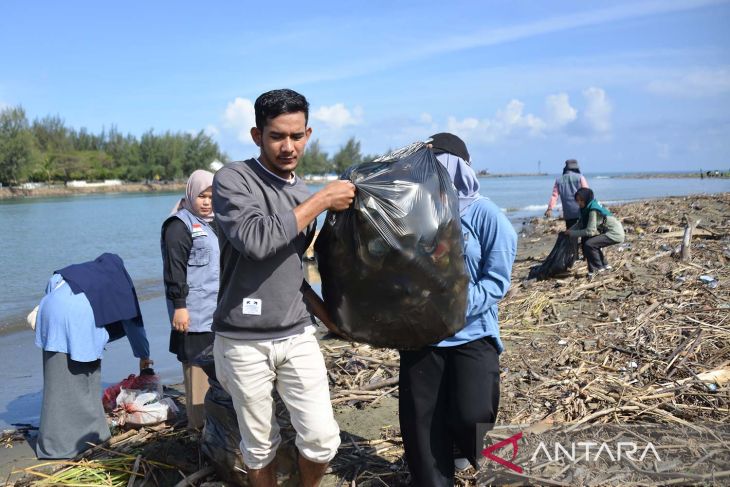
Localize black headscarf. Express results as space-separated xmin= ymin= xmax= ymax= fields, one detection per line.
xmin=575 ymin=188 xmax=612 ymax=227
xmin=574 ymin=188 xmax=594 ymax=204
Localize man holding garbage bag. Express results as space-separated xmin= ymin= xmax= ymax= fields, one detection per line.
xmin=212 ymin=89 xmax=354 ymax=486
xmin=398 ymin=133 xmax=517 ymax=486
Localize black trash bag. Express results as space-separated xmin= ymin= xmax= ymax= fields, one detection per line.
xmin=528 ymin=233 xmax=578 ymax=280
xmin=193 ymin=345 xmax=247 ymax=485
xmin=314 ymin=143 xmax=469 ymax=350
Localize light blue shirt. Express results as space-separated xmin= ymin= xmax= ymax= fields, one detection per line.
xmin=437 ymin=197 xmax=517 ymax=352
xmin=34 ymin=274 xmax=149 ymax=362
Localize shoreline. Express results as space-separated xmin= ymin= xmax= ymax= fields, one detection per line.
xmin=0 ymin=182 xmax=186 ymax=200
xmin=613 ymin=172 xmax=729 ymax=179
xmin=2 ymin=171 xmax=728 ymax=200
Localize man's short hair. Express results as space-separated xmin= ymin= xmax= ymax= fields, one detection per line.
xmin=254 ymin=89 xmax=309 ymax=130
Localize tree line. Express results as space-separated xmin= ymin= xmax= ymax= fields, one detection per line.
xmin=297 ymin=138 xmax=378 ymax=176
xmin=0 ymin=105 xmax=377 ymax=186
xmin=0 ymin=106 xmax=228 ymax=185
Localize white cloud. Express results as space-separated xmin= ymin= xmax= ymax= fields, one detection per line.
xmin=311 ymin=103 xmax=363 ymax=129
xmin=420 ymin=112 xmax=433 ymax=124
xmin=222 ymin=97 xmax=256 ymax=144
xmin=277 ymin=0 xmax=726 ymax=86
xmin=545 ymin=93 xmax=577 ymax=128
xmin=446 ymin=99 xmax=547 ymax=143
xmin=443 ymin=88 xmax=612 ymax=144
xmin=646 ymin=67 xmax=730 ymax=98
xmin=581 ymin=87 xmax=612 ymax=134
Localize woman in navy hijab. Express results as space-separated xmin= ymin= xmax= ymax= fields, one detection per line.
xmin=33 ymin=253 xmax=152 ymax=458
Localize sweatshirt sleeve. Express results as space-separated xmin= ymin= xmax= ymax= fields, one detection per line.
xmin=122 ymin=319 xmax=150 ymax=359
xmin=466 ymin=203 xmax=518 ymax=317
xmin=547 ymin=180 xmax=559 ymax=210
xmin=213 ymin=166 xmax=299 ymax=260
xmin=569 ymin=211 xmax=599 ymax=238
xmin=580 ymin=176 xmax=589 ymax=188
xmin=162 ymin=218 xmax=191 ymax=309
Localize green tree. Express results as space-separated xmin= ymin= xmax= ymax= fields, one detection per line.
xmin=31 ymin=115 xmax=71 ymax=152
xmin=298 ymin=139 xmax=331 ymax=175
xmin=0 ymin=106 xmax=37 ymax=185
xmin=3 ymin=107 xmax=229 ymax=184
xmin=31 ymin=154 xmax=58 ymax=183
xmin=332 ymin=137 xmax=362 ymax=174
xmin=182 ymin=131 xmax=220 ymax=176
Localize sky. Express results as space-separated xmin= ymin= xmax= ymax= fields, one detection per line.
xmin=1 ymin=0 xmax=729 ymax=174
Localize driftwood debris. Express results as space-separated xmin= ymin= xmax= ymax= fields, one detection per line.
xmin=8 ymin=194 xmax=729 ymax=487
xmin=680 ymin=214 xmax=700 ymax=261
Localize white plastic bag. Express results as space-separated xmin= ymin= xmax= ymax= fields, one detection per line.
xmin=116 ymin=388 xmax=178 ymax=426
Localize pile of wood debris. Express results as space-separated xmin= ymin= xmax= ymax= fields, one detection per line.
xmin=7 ymin=194 xmax=728 ymax=486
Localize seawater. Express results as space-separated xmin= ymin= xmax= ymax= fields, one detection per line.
xmin=0 ymin=175 xmax=727 ymax=429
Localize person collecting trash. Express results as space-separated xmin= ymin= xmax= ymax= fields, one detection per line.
xmin=161 ymin=169 xmax=219 ymax=430
xmin=33 ymin=253 xmax=152 ymax=459
xmin=398 ymin=133 xmax=517 ymax=486
xmin=563 ymin=187 xmax=625 ymax=277
xmin=212 ymin=88 xmax=354 ymax=486
xmin=545 ymin=158 xmax=590 ymax=229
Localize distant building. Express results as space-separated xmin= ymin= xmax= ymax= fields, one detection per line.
xmin=20 ymin=182 xmax=46 ymax=190
xmin=66 ymin=180 xmax=122 ymax=188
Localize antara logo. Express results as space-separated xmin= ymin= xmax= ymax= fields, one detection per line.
xmin=530 ymin=441 xmax=661 ymax=463
xmin=482 ymin=432 xmax=523 ymax=473
xmin=481 ymin=431 xmax=662 ymax=474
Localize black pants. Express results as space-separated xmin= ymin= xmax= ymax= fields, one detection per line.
xmin=582 ymin=234 xmax=619 ymax=272
xmin=399 ymin=337 xmax=500 ymax=487
xmin=564 ymin=218 xmax=579 ymax=230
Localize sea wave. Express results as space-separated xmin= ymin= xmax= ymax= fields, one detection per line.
xmin=522 ymin=204 xmax=548 ymax=211
xmin=504 ymin=204 xmax=549 ymax=213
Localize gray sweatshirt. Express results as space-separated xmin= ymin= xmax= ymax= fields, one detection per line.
xmin=212 ymin=159 xmax=315 ymax=340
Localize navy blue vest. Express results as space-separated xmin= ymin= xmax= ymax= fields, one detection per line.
xmin=556 ymin=173 xmax=583 ymax=220
xmin=162 ymin=209 xmax=220 ymax=333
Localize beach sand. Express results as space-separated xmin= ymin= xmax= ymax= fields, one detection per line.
xmin=3 ymin=193 xmax=728 ymax=486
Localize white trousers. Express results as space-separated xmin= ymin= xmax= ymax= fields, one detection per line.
xmin=214 ymin=327 xmax=340 ymax=469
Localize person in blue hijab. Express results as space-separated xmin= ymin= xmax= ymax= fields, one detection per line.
xmin=397 ymin=134 xmax=518 ymax=486
xmin=33 ymin=253 xmax=152 ymax=459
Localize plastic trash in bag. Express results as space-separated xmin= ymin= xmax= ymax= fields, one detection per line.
xmin=528 ymin=233 xmax=578 ymax=280
xmin=102 ymin=369 xmax=162 ymax=412
xmin=194 ymin=345 xmax=247 ymax=485
xmin=115 ymin=388 xmax=178 ymax=427
xmin=314 ymin=142 xmax=469 ymax=349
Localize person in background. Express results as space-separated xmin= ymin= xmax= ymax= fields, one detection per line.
xmin=564 ymin=187 xmax=625 ymax=277
xmin=161 ymin=169 xmax=219 ymax=430
xmin=34 ymin=253 xmax=152 ymax=459
xmin=212 ymin=88 xmax=355 ymax=487
xmin=398 ymin=133 xmax=517 ymax=486
xmin=545 ymin=159 xmax=590 ymax=228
